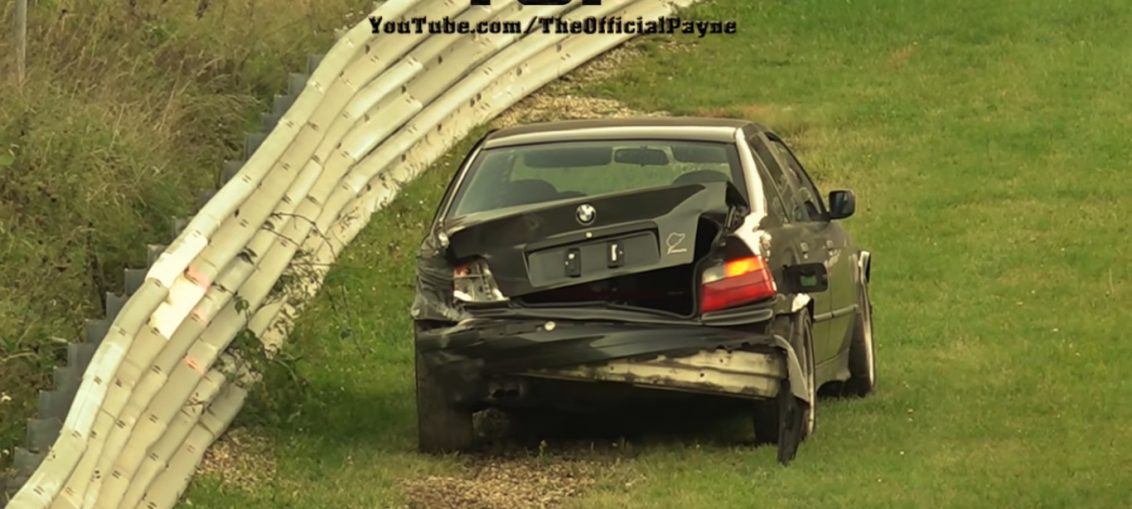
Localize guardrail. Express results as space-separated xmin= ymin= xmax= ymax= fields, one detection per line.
xmin=3 ymin=0 xmax=700 ymax=507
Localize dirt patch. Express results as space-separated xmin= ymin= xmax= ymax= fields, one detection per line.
xmin=196 ymin=426 xmax=277 ymax=491
xmin=400 ymin=457 xmax=600 ymax=509
xmin=888 ymin=43 xmax=918 ymax=67
xmin=555 ymin=44 xmax=644 ymax=86
xmin=491 ymin=94 xmax=666 ymax=129
xmin=490 ymin=43 xmax=670 ymax=129
xmin=549 ymin=38 xmax=697 ymax=89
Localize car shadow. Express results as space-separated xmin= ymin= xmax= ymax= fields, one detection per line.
xmin=242 ymin=370 xmax=772 ymax=461
xmin=473 ymin=387 xmax=767 ymax=455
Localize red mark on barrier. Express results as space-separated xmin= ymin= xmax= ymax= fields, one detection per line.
xmin=184 ymin=356 xmax=204 ymax=374
xmin=184 ymin=265 xmax=211 ymax=287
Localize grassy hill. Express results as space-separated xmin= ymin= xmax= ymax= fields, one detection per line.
xmin=0 ymin=0 xmax=368 ymax=475
xmin=183 ymin=0 xmax=1132 ymax=508
xmin=4 ymin=0 xmax=1130 ymax=507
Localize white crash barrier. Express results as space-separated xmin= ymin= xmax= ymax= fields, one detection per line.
xmin=5 ymin=1 xmax=700 ymax=507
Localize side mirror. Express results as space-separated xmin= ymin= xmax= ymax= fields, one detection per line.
xmin=828 ymin=190 xmax=856 ymax=220
xmin=781 ymin=262 xmax=829 ymax=294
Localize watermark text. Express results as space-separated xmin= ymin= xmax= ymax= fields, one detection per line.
xmin=368 ymin=15 xmax=738 ymax=38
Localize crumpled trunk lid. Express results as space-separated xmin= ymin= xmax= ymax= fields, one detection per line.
xmin=438 ymin=182 xmax=746 ymax=316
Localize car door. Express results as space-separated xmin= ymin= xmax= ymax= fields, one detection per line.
xmin=764 ymin=133 xmax=857 ymax=363
xmin=747 ymin=133 xmax=834 ymax=356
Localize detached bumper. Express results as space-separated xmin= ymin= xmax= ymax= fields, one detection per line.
xmin=415 ymin=317 xmax=812 ymax=407
xmin=525 ymin=348 xmax=785 ymax=399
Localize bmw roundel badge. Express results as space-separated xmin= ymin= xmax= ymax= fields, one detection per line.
xmin=576 ymin=203 xmax=596 ymax=225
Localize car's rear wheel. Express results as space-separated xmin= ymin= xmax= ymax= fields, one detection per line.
xmin=415 ymin=349 xmax=474 ymax=453
xmin=752 ymin=311 xmax=816 ymax=464
xmin=842 ymin=281 xmax=876 ymax=397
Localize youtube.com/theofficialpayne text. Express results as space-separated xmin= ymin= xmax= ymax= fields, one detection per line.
xmin=368 ymin=15 xmax=739 ymax=38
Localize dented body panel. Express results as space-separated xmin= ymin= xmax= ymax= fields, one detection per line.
xmin=415 ymin=313 xmax=812 ymax=408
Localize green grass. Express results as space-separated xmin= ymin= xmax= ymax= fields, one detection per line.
xmin=180 ymin=0 xmax=1130 ymax=507
xmin=0 ymin=0 xmax=369 ymax=474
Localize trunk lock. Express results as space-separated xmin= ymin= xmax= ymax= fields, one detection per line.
xmin=607 ymin=240 xmax=625 ymax=268
xmin=564 ymin=247 xmax=582 ymax=277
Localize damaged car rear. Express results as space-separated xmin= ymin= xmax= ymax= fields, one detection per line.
xmin=411 ymin=118 xmax=876 ymax=463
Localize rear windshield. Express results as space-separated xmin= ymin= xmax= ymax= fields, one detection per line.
xmin=447 ymin=139 xmax=745 ymax=219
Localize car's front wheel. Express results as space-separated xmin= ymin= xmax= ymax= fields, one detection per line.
xmin=415 ymin=349 xmax=474 ymax=453
xmin=752 ymin=311 xmax=816 ymax=464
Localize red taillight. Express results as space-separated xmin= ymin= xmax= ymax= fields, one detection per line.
xmin=700 ymin=256 xmax=777 ymax=313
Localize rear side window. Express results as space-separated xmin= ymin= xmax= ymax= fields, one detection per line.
xmin=747 ymin=138 xmax=791 ymax=221
xmin=768 ymin=139 xmax=826 ymax=222
xmin=751 ymin=140 xmax=789 ymax=192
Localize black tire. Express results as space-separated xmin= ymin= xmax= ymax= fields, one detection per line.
xmin=752 ymin=311 xmax=816 ymax=464
xmin=415 ymin=349 xmax=474 ymax=453
xmin=842 ymin=282 xmax=876 ymax=397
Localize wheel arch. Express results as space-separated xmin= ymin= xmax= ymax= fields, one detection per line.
xmin=859 ymin=249 xmax=872 ymax=284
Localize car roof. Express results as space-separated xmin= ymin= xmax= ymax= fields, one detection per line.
xmin=482 ymin=117 xmax=769 ymax=148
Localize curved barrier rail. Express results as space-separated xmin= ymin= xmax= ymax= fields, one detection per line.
xmin=4 ymin=0 xmax=700 ymax=507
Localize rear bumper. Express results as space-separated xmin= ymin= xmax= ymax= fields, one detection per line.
xmin=524 ymin=348 xmax=785 ymax=399
xmin=415 ymin=316 xmax=810 ymax=408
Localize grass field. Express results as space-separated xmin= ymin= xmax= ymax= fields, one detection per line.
xmin=164 ymin=0 xmax=1132 ymax=507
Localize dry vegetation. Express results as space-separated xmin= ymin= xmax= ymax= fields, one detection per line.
xmin=0 ymin=0 xmax=370 ymax=472
xmin=399 ymin=458 xmax=600 ymax=509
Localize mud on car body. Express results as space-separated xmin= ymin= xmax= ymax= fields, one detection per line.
xmin=411 ymin=117 xmax=875 ymax=463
